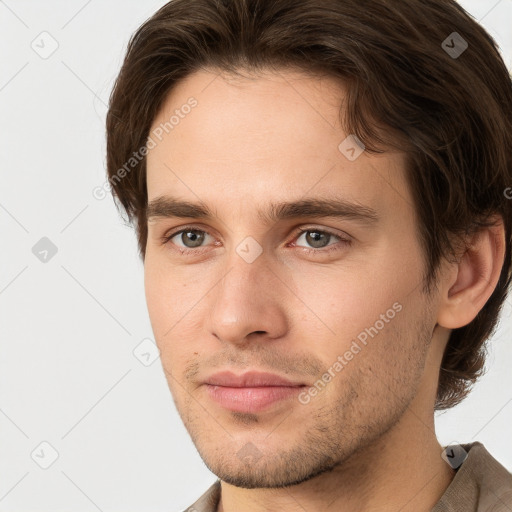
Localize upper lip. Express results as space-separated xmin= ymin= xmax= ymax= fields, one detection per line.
xmin=204 ymin=371 xmax=305 ymax=387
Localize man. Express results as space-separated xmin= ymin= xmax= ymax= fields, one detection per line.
xmin=105 ymin=0 xmax=512 ymax=510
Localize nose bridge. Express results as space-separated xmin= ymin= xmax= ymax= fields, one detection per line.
xmin=206 ymin=241 xmax=288 ymax=342
xmin=215 ymin=244 xmax=271 ymax=316
xmin=219 ymin=231 xmax=271 ymax=295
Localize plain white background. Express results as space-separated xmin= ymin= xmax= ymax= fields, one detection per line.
xmin=0 ymin=1 xmax=511 ymax=511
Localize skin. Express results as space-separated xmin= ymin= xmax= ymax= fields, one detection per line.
xmin=144 ymin=68 xmax=505 ymax=512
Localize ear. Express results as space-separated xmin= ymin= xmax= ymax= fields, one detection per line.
xmin=436 ymin=215 xmax=506 ymax=329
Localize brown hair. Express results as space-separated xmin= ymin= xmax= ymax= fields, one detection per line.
xmin=106 ymin=0 xmax=512 ymax=410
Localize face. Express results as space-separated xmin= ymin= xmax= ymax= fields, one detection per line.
xmin=144 ymin=68 xmax=441 ymax=488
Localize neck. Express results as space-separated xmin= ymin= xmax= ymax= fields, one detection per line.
xmin=217 ymin=401 xmax=455 ymax=512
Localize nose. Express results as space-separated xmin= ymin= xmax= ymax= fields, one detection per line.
xmin=205 ymin=248 xmax=289 ymax=346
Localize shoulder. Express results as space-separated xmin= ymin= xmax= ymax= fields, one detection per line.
xmin=433 ymin=442 xmax=512 ymax=511
xmin=180 ymin=479 xmax=221 ymax=512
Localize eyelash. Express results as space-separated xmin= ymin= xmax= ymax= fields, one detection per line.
xmin=160 ymin=225 xmax=352 ymax=257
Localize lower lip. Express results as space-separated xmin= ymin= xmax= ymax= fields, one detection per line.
xmin=205 ymin=384 xmax=304 ymax=413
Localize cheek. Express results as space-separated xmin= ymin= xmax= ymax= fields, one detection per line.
xmin=326 ymin=304 xmax=428 ymax=420
xmin=144 ymin=253 xmax=209 ymax=367
xmin=144 ymin=255 xmax=168 ymax=333
xmin=287 ymin=262 xmax=400 ymax=341
xmin=290 ymin=264 xmax=418 ymax=395
xmin=144 ymin=251 xmax=198 ymax=332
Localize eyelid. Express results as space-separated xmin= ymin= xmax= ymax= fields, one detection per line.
xmin=290 ymin=224 xmax=351 ymax=241
xmin=161 ymin=224 xmax=352 ymax=254
xmin=161 ymin=225 xmax=218 ymax=250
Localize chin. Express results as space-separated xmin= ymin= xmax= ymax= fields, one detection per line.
xmin=198 ymin=446 xmax=339 ymax=489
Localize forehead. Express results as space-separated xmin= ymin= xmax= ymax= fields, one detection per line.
xmin=146 ymin=68 xmax=412 ymax=221
xmin=148 ymin=68 xmax=346 ymax=158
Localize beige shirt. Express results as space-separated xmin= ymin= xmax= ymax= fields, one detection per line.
xmin=183 ymin=442 xmax=512 ymax=511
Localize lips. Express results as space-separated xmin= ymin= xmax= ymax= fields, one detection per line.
xmin=203 ymin=371 xmax=306 ymax=413
xmin=204 ymin=371 xmax=304 ymax=388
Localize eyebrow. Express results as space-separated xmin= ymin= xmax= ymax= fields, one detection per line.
xmin=146 ymin=195 xmax=380 ymax=226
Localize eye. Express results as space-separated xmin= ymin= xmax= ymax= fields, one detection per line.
xmin=161 ymin=225 xmax=351 ymax=256
xmin=291 ymin=228 xmax=351 ymax=254
xmin=164 ymin=227 xmax=214 ymax=250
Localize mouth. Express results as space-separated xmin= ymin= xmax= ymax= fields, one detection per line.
xmin=203 ymin=371 xmax=307 ymax=413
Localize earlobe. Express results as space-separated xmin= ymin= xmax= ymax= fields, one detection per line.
xmin=436 ymin=216 xmax=505 ymax=330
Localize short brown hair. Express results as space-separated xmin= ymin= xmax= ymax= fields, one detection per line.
xmin=106 ymin=0 xmax=512 ymax=410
